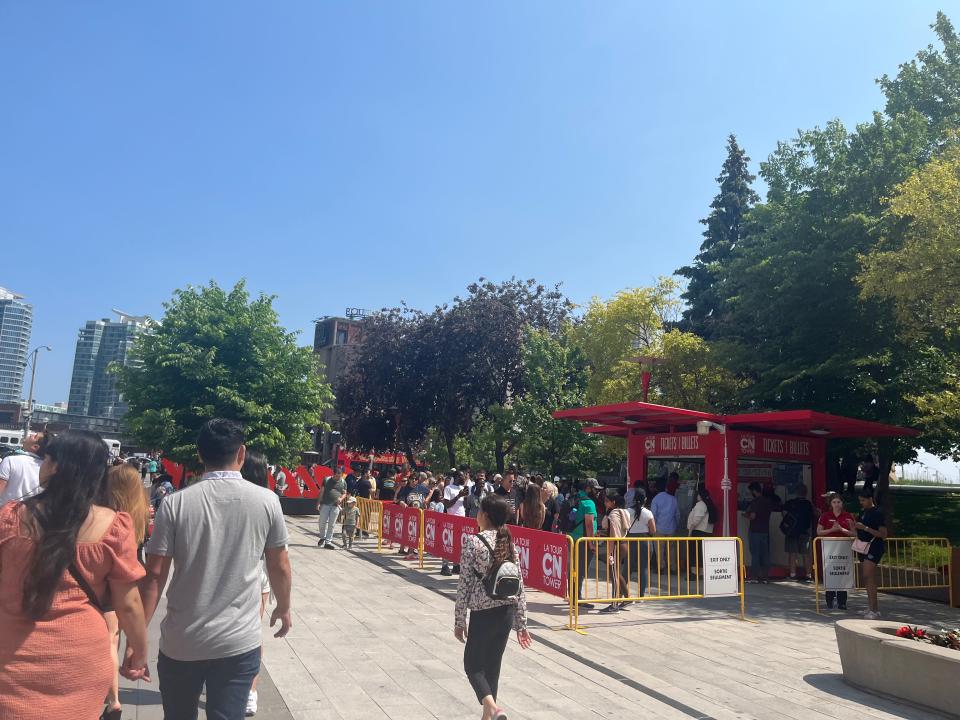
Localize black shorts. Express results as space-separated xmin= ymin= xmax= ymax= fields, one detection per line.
xmin=857 ymin=547 xmax=884 ymax=564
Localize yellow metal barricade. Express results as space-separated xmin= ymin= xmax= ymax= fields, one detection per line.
xmin=812 ymin=536 xmax=953 ymax=613
xmin=355 ymin=498 xmax=384 ymax=551
xmin=570 ymin=536 xmax=746 ymax=630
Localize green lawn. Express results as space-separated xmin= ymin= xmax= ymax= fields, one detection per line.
xmin=886 ymin=490 xmax=960 ymax=545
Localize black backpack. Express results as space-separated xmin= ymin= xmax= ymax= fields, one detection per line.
xmin=557 ymin=496 xmax=584 ymax=534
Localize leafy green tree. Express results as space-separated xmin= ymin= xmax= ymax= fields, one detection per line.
xmin=859 ymin=143 xmax=960 ymax=341
xmin=336 ymin=278 xmax=571 ymax=469
xmin=571 ymin=278 xmax=681 ymax=405
xmin=693 ymin=13 xmax=960 ymax=527
xmin=858 ymin=143 xmax=960 ymax=460
xmin=512 ymin=329 xmax=602 ymax=477
xmin=119 ymin=281 xmax=332 ymax=466
xmin=570 ymin=279 xmax=739 ymax=411
xmin=677 ymin=134 xmax=759 ymax=337
xmin=334 ymin=307 xmax=434 ymax=468
xmin=435 ymin=278 xmax=572 ymax=468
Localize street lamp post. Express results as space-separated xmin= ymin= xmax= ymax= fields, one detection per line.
xmin=697 ymin=420 xmax=731 ymax=535
xmin=22 ymin=345 xmax=53 ymax=441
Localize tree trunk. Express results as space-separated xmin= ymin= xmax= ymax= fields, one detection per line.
xmin=403 ymin=443 xmax=418 ymax=471
xmin=495 ymin=439 xmax=506 ymax=474
xmin=876 ymin=438 xmax=896 ymax=535
xmin=444 ymin=431 xmax=457 ymax=469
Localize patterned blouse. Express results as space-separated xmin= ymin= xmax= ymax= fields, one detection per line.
xmin=455 ymin=530 xmax=528 ymax=632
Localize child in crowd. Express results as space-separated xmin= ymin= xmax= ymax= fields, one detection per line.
xmin=428 ymin=483 xmax=447 ymax=515
xmin=341 ymin=497 xmax=359 ymax=548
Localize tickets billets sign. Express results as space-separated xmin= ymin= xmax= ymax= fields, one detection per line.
xmin=821 ymin=538 xmax=855 ymax=590
xmin=702 ymin=539 xmax=740 ymax=597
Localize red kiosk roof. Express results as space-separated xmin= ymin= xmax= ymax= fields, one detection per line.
xmin=552 ymin=402 xmax=918 ymax=439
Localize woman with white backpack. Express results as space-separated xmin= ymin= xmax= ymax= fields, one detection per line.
xmin=455 ymin=494 xmax=532 ymax=720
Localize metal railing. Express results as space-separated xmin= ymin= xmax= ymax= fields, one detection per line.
xmin=812 ymin=536 xmax=953 ymax=613
xmin=570 ymin=536 xmax=745 ymax=629
xmin=355 ymin=497 xmax=384 ymax=550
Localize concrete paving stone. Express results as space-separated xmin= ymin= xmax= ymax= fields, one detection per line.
xmin=233 ymin=518 xmax=960 ymax=720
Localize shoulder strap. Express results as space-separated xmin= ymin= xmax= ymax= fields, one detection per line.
xmin=476 ymin=533 xmax=495 ymax=554
xmin=67 ymin=563 xmax=104 ymax=613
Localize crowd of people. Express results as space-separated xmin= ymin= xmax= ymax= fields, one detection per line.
xmin=0 ymin=426 xmax=891 ymax=720
xmin=316 ymin=462 xmax=887 ymax=621
xmin=0 ymin=422 xmax=292 ymax=720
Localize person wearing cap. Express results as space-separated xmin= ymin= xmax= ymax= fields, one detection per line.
xmin=568 ymin=479 xmax=598 ymax=609
xmin=341 ymin=497 xmax=359 ymax=549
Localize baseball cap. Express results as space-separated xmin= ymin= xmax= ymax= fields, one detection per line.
xmin=585 ymin=478 xmax=601 ymax=489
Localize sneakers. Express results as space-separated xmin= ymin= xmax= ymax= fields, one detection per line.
xmin=863 ymin=610 xmax=881 ymax=620
xmin=578 ymin=602 xmax=595 ymax=610
xmin=599 ymin=604 xmax=621 ymax=614
xmin=618 ymin=602 xmax=632 ymax=611
xmin=493 ymin=709 xmax=508 ymax=720
xmin=323 ymin=543 xmax=338 ymax=550
xmin=245 ymin=690 xmax=258 ymax=716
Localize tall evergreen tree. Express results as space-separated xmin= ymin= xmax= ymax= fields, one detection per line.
xmin=677 ymin=134 xmax=758 ymax=336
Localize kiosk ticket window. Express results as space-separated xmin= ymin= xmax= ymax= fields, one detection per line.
xmin=646 ymin=459 xmax=705 ymax=530
xmin=737 ymin=459 xmax=812 ymax=573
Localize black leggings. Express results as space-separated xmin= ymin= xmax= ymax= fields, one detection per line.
xmin=464 ymin=604 xmax=514 ymax=704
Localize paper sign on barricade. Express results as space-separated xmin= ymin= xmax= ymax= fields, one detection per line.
xmin=508 ymin=525 xmax=569 ymax=598
xmin=702 ymin=539 xmax=740 ymax=597
xmin=822 ymin=539 xmax=855 ymax=590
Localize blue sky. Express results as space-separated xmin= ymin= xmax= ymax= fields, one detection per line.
xmin=1 ymin=1 xmax=950 ymax=410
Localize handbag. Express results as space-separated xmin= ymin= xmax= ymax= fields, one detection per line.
xmin=851 ymin=538 xmax=871 ymax=555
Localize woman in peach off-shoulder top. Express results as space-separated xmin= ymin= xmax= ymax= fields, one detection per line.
xmin=0 ymin=430 xmax=149 ymax=720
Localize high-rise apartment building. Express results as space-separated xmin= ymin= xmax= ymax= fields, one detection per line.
xmin=0 ymin=288 xmax=33 ymax=404
xmin=68 ymin=310 xmax=149 ymax=419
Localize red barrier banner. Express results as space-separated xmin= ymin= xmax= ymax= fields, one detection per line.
xmin=423 ymin=511 xmax=477 ymax=563
xmin=381 ymin=504 xmax=422 ymax=547
xmin=508 ymin=525 xmax=570 ymax=598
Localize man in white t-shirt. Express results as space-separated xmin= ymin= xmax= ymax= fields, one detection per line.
xmin=0 ymin=432 xmax=47 ymax=504
xmin=441 ymin=471 xmax=470 ymax=576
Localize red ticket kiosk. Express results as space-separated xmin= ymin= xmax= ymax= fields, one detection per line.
xmin=554 ymin=402 xmax=915 ymax=576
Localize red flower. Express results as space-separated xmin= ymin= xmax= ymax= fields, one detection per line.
xmin=896 ymin=626 xmax=913 ymax=637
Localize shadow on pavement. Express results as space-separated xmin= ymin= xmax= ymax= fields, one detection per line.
xmin=802 ymin=673 xmax=951 ymax=720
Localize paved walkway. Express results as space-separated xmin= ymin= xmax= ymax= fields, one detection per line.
xmin=118 ymin=600 xmax=292 ymax=719
xmin=127 ymin=517 xmax=959 ymax=719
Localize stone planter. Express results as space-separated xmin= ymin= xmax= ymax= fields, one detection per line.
xmin=835 ymin=619 xmax=960 ymax=717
